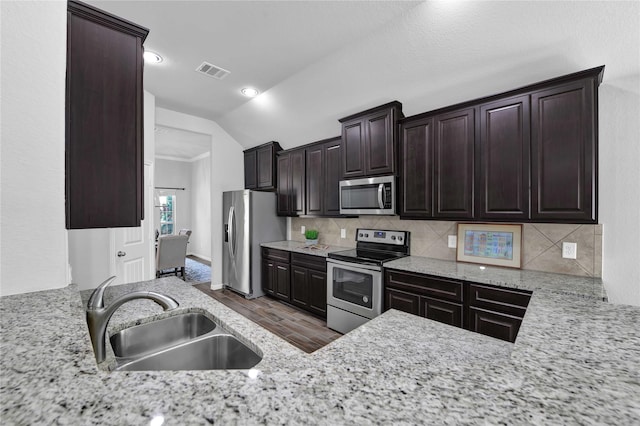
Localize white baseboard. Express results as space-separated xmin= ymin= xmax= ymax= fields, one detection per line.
xmin=210 ymin=283 xmax=223 ymax=291
xmin=187 ymin=252 xmax=212 ymax=262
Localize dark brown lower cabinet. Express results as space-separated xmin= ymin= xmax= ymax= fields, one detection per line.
xmin=262 ymin=249 xmax=327 ymax=318
xmin=468 ymin=307 xmax=523 ymax=343
xmin=384 ymin=269 xmax=531 ymax=342
xmin=290 ymin=253 xmax=327 ymax=318
xmin=261 ymin=248 xmax=290 ymax=301
xmin=384 ymin=270 xmax=463 ymax=328
xmin=421 ymin=296 xmax=463 ymax=328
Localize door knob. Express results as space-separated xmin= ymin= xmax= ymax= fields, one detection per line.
xmin=117 ymin=251 xmax=126 ymax=257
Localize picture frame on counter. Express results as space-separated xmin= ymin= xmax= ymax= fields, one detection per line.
xmin=456 ymin=223 xmax=522 ymax=269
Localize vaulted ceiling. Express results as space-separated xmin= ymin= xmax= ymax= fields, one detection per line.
xmin=89 ymin=1 xmax=638 ymax=153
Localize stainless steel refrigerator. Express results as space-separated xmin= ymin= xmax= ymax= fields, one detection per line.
xmin=222 ymin=190 xmax=286 ymax=299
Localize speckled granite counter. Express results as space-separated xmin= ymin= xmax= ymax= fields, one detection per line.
xmin=1 ymin=275 xmax=639 ymax=424
xmin=385 ymin=255 xmax=607 ymax=300
xmin=260 ymin=240 xmax=349 ymax=257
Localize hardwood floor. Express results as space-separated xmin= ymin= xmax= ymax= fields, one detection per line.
xmin=193 ymin=284 xmax=342 ymax=353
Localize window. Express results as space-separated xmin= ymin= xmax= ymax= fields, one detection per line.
xmin=159 ymin=195 xmax=175 ymax=235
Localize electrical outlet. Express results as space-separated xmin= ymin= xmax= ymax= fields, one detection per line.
xmin=562 ymin=242 xmax=577 ymax=259
xmin=301 ymin=226 xmax=305 ymax=235
xmin=448 ymin=235 xmax=457 ymax=248
xmin=341 ymin=229 xmax=347 ymax=239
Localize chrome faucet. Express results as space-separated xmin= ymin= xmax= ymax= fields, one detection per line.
xmin=86 ymin=276 xmax=179 ymax=363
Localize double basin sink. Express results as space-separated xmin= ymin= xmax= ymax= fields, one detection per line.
xmin=110 ymin=312 xmax=262 ymax=371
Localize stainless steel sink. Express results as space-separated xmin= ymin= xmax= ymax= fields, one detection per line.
xmin=110 ymin=312 xmax=216 ymax=358
xmin=114 ymin=334 xmax=262 ymax=371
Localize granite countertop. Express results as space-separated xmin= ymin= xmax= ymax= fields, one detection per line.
xmin=260 ymin=240 xmax=350 ymax=257
xmin=1 ymin=274 xmax=639 ymax=424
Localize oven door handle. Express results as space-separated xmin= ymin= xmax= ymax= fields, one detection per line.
xmin=326 ymin=258 xmax=382 ymax=272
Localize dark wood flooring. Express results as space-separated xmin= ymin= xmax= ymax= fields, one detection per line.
xmin=187 ymin=254 xmax=210 ymax=266
xmin=193 ymin=284 xmax=342 ymax=353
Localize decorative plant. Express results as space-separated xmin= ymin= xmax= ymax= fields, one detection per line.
xmin=305 ymin=229 xmax=319 ymax=240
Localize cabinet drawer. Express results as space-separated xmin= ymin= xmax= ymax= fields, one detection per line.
xmin=468 ymin=307 xmax=523 ymax=343
xmin=421 ymin=297 xmax=463 ymax=328
xmin=262 ymin=247 xmax=290 ymax=263
xmin=291 ymin=252 xmax=327 ymax=271
xmin=385 ymin=288 xmax=420 ymax=316
xmin=385 ymin=270 xmax=463 ymax=303
xmin=468 ymin=283 xmax=531 ymax=317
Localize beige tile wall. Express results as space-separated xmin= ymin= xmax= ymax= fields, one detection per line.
xmin=291 ymin=217 xmax=602 ymax=277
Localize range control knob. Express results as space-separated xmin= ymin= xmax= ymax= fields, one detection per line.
xmin=398 ymin=236 xmax=403 ymax=241
xmin=365 ymin=233 xmax=369 ymax=237
xmin=391 ymin=235 xmax=396 ymax=241
xmin=359 ymin=233 xmax=363 ymax=237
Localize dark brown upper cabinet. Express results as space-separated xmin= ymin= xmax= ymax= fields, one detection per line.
xmin=399 ymin=65 xmax=603 ymax=223
xmin=305 ymin=137 xmax=343 ymax=216
xmin=531 ymin=80 xmax=597 ymax=222
xmin=399 ymin=117 xmax=434 ymax=218
xmin=66 ymin=1 xmax=148 ymax=229
xmin=244 ymin=141 xmax=282 ymax=190
xmin=276 ymin=148 xmax=306 ymax=216
xmin=339 ymin=101 xmax=403 ymax=179
xmin=478 ymin=95 xmax=530 ymax=220
xmin=433 ymin=108 xmax=475 ymax=219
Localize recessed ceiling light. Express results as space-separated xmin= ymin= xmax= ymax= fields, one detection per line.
xmin=144 ymin=51 xmax=163 ymax=64
xmin=241 ymin=87 xmax=259 ymax=97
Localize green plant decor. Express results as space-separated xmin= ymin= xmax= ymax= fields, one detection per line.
xmin=305 ymin=229 xmax=319 ymax=245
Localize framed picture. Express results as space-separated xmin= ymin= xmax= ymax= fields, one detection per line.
xmin=456 ymin=223 xmax=522 ymax=269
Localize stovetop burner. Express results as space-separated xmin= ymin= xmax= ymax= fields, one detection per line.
xmin=328 ymin=229 xmax=410 ymax=267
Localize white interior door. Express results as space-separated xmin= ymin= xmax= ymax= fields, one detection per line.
xmin=110 ymin=164 xmax=153 ymax=285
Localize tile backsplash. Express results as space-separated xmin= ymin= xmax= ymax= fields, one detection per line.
xmin=291 ymin=217 xmax=602 ymax=278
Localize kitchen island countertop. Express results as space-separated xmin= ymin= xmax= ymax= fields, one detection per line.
xmin=1 ymin=274 xmax=638 ymax=425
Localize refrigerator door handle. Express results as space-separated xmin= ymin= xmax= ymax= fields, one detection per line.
xmin=228 ymin=206 xmax=235 ymax=258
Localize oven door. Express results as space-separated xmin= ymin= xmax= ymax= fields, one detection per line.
xmin=326 ymin=259 xmax=382 ymax=320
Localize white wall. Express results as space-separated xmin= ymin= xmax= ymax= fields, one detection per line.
xmin=190 ymin=154 xmax=212 ymax=261
xmin=155 ymin=108 xmax=244 ymax=287
xmin=155 ymin=159 xmax=192 ymax=237
xmin=0 ymin=1 xmax=68 ymax=296
xmin=599 ymin=75 xmax=640 ymax=305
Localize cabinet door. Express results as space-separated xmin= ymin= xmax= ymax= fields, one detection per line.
xmin=290 ymin=265 xmax=309 ymax=308
xmin=433 ymin=108 xmax=475 ymax=218
xmin=468 ymin=307 xmax=523 ymax=343
xmin=244 ymin=150 xmax=257 ymax=189
xmin=531 ymin=80 xmax=596 ymax=222
xmin=306 ymin=145 xmax=324 ymax=215
xmin=275 ymin=262 xmax=290 ymax=300
xmin=261 ymin=259 xmax=275 ymax=296
xmin=66 ymin=3 xmax=147 ymax=229
xmin=324 ymin=139 xmax=343 ymax=216
xmin=400 ymin=117 xmax=433 ymax=217
xmin=308 ymin=269 xmax=328 ymax=317
xmin=421 ymin=297 xmax=463 ymax=328
xmin=276 ymin=154 xmax=290 ymax=215
xmin=291 ymin=149 xmax=306 ymax=215
xmin=365 ymin=110 xmax=395 ymax=175
xmin=385 ymin=288 xmax=420 ymax=316
xmin=479 ymin=96 xmax=530 ymax=220
xmin=342 ymin=119 xmax=366 ymax=178
xmin=257 ymin=145 xmax=274 ymax=189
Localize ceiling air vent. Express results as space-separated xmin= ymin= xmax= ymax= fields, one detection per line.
xmin=195 ymin=61 xmax=230 ymax=80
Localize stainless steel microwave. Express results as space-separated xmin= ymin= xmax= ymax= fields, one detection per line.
xmin=339 ymin=175 xmax=395 ymax=215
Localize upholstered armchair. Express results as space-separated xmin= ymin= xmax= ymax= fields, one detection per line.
xmin=156 ymin=234 xmax=189 ymax=279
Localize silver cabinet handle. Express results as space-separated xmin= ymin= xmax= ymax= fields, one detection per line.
xmin=117 ymin=251 xmax=126 ymax=257
xmin=378 ymin=184 xmax=385 ymax=209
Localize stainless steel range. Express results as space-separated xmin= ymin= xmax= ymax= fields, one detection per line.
xmin=326 ymin=229 xmax=410 ymax=334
